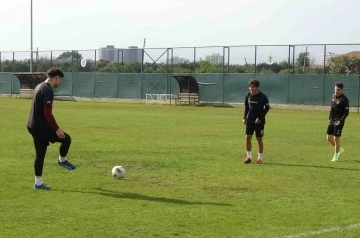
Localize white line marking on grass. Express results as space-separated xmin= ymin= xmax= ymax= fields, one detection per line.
xmin=282 ymin=223 xmax=360 ymax=238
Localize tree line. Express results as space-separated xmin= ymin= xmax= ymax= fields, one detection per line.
xmin=1 ymin=51 xmax=359 ymax=75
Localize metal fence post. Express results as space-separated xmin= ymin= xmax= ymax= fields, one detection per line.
xmin=121 ymin=50 xmax=124 ymax=72
xmin=36 ymin=48 xmax=39 ymax=71
xmin=288 ymin=45 xmax=291 ymax=72
xmin=71 ymin=51 xmax=74 ymax=72
xmin=227 ymin=47 xmax=230 ymax=73
xmin=170 ymin=48 xmax=173 ymax=74
xmin=222 ymin=46 xmax=229 ymax=104
xmin=292 ymin=46 xmax=295 ymax=74
xmin=12 ymin=52 xmax=15 ymax=72
xmin=117 ymin=49 xmax=120 ymax=73
xmin=222 ymin=47 xmax=225 ymax=104
xmin=94 ymin=50 xmax=97 ymax=72
xmin=254 ymin=46 xmax=257 ymax=76
xmin=193 ymin=47 xmax=196 ymax=74
xmin=76 ymin=50 xmax=79 ymax=72
xmin=322 ymin=44 xmax=327 ymax=106
xmin=323 ymin=44 xmax=327 ymax=75
xmin=142 ymin=39 xmax=146 ymax=72
xmin=166 ymin=49 xmax=169 ymax=74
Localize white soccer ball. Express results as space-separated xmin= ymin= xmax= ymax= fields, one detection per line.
xmin=112 ymin=166 xmax=126 ymax=179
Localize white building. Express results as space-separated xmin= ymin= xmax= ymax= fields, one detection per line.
xmin=99 ymin=45 xmax=143 ymax=63
xmin=167 ymin=57 xmax=187 ymax=64
xmin=205 ymin=53 xmax=224 ymax=64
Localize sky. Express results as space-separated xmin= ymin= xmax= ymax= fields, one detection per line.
xmin=1 ymin=0 xmax=360 ymax=64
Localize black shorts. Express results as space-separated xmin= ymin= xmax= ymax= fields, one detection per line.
xmin=246 ymin=122 xmax=265 ymax=137
xmin=27 ymin=126 xmax=63 ymax=146
xmin=327 ymin=123 xmax=344 ymax=137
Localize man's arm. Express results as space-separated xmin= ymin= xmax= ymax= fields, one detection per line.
xmin=339 ymin=97 xmax=350 ymax=122
xmin=243 ymin=94 xmax=249 ymax=120
xmin=257 ymin=95 xmax=270 ymax=122
xmin=43 ymin=89 xmax=60 ymax=131
xmin=263 ymin=95 xmax=270 ymax=117
xmin=329 ymin=95 xmax=333 ymax=120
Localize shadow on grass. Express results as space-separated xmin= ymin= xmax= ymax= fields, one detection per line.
xmin=266 ymin=162 xmax=360 ymax=171
xmin=56 ymin=188 xmax=233 ymax=207
xmin=345 ymin=160 xmax=360 ymax=164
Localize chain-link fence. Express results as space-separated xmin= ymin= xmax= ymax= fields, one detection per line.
xmin=1 ymin=44 xmax=360 ymax=75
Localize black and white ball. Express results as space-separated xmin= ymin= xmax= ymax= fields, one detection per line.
xmin=112 ymin=166 xmax=126 ymax=179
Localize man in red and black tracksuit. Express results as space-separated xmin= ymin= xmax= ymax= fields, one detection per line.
xmin=27 ymin=67 xmax=76 ymax=190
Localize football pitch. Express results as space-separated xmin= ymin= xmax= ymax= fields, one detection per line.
xmin=1 ymin=97 xmax=360 ymax=238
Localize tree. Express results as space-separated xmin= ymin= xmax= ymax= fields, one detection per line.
xmin=14 ymin=59 xmax=30 ymax=72
xmin=36 ymin=57 xmax=52 ymax=72
xmin=1 ymin=60 xmax=15 ymax=72
xmin=296 ymin=51 xmax=310 ymax=67
xmin=56 ymin=51 xmax=83 ymax=60
xmin=278 ymin=68 xmax=293 ymax=74
xmin=328 ymin=56 xmax=360 ymax=75
xmin=256 ymin=62 xmax=283 ymax=74
xmin=99 ymin=62 xmax=118 ymax=73
xmin=196 ymin=59 xmax=223 ymax=73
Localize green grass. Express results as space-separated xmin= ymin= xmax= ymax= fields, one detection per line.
xmin=1 ymin=97 xmax=360 ymax=238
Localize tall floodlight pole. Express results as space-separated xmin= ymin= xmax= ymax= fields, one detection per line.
xmin=30 ymin=0 xmax=33 ymax=72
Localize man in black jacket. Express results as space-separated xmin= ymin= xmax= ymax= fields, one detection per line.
xmin=327 ymin=82 xmax=349 ymax=162
xmin=243 ymin=79 xmax=270 ymax=164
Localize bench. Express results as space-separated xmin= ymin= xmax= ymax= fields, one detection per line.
xmin=19 ymin=89 xmax=34 ymax=98
xmin=175 ymin=93 xmax=199 ymax=105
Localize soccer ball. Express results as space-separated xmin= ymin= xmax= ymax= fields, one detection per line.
xmin=112 ymin=166 xmax=126 ymax=179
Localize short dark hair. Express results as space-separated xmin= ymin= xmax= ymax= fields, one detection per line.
xmin=248 ymin=79 xmax=260 ymax=88
xmin=335 ymin=82 xmax=344 ymax=89
xmin=47 ymin=67 xmax=64 ymax=78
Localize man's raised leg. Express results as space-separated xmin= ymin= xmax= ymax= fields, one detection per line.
xmin=57 ymin=132 xmax=76 ymax=170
